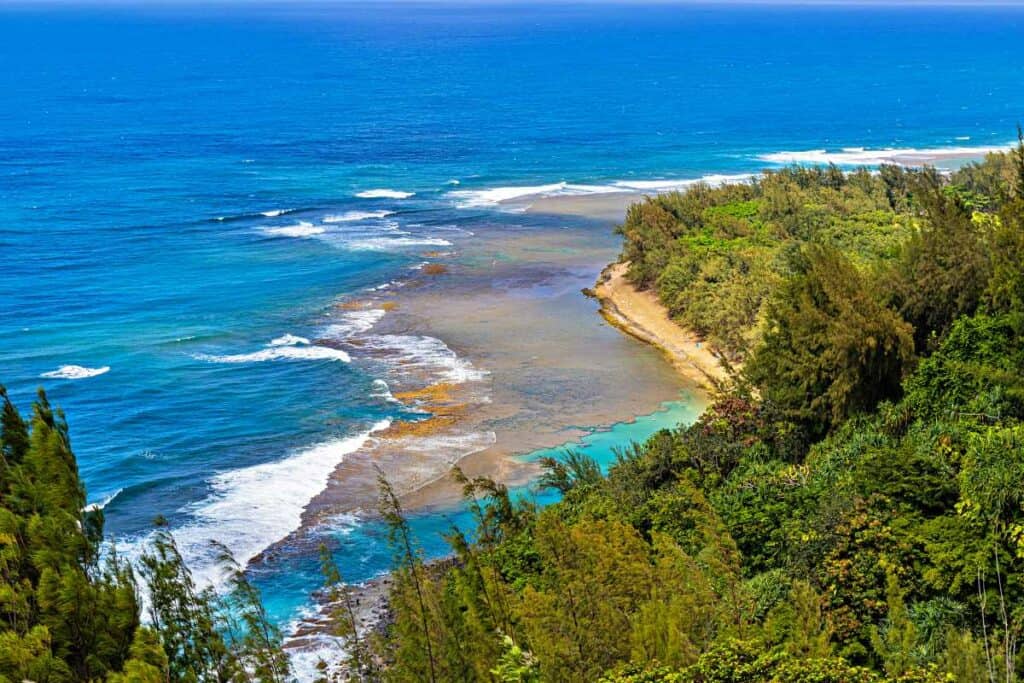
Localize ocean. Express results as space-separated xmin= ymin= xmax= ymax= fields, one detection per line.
xmin=1 ymin=0 xmax=1022 ymax=675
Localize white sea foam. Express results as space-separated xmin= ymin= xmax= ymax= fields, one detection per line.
xmin=450 ymin=174 xmax=755 ymax=209
xmin=354 ymin=189 xmax=415 ymax=199
xmin=450 ymin=182 xmax=573 ymax=207
xmin=40 ymin=365 xmax=110 ymax=380
xmin=289 ymin=643 xmax=345 ymax=683
xmin=196 ymin=335 xmax=350 ymax=364
xmin=611 ymin=174 xmax=754 ymax=191
xmin=347 ymin=236 xmax=453 ymax=251
xmin=270 ymin=333 xmax=311 ymax=346
xmin=324 ymin=309 xmax=388 ymax=338
xmin=142 ymin=421 xmax=390 ymax=591
xmin=261 ymin=209 xmax=294 ymax=217
xmin=371 ymin=378 xmax=400 ymax=403
xmin=322 ymin=210 xmax=395 ymax=223
xmin=355 ymin=333 xmax=488 ymax=384
xmin=758 ymin=143 xmax=1013 ymax=166
xmin=260 ymin=222 xmax=325 ymax=238
xmin=84 ymin=488 xmax=123 ymax=513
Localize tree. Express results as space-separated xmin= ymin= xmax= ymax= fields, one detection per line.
xmin=213 ymin=541 xmax=291 ymax=682
xmin=895 ymin=169 xmax=991 ymax=350
xmin=138 ymin=520 xmax=236 ymax=683
xmin=0 ymin=387 xmax=140 ymax=682
xmin=316 ymin=543 xmax=372 ymax=682
xmin=747 ymin=244 xmax=914 ymax=435
xmin=376 ymin=469 xmax=437 ymax=683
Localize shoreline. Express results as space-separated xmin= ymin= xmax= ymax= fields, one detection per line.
xmin=593 ymin=262 xmax=728 ymax=391
xmin=279 ymin=194 xmax=714 ymax=669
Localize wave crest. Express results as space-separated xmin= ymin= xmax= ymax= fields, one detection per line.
xmin=259 ymin=222 xmax=325 ymax=238
xmin=355 ymin=189 xmax=415 ymax=199
xmin=323 ymin=210 xmax=395 ymax=223
xmin=41 ymin=365 xmax=110 ymax=380
xmin=196 ymin=335 xmax=350 ymax=364
xmin=758 ymin=143 xmax=1012 ymax=166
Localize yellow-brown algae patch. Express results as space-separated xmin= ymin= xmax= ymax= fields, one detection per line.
xmin=393 ymin=382 xmax=459 ymax=405
xmin=421 ymin=263 xmax=448 ymax=275
xmin=335 ymin=299 xmax=395 ymax=311
xmin=380 ymin=415 xmax=458 ymax=439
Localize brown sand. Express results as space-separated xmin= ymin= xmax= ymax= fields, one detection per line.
xmin=595 ymin=262 xmax=727 ymax=391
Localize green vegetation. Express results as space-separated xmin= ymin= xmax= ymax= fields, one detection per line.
xmin=4 ymin=140 xmax=1023 ymax=682
xmin=0 ymin=388 xmax=291 ymax=682
xmin=370 ymin=141 xmax=1024 ymax=681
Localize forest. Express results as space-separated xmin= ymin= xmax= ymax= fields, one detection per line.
xmin=368 ymin=141 xmax=1024 ymax=682
xmin=2 ymin=138 xmax=1023 ymax=682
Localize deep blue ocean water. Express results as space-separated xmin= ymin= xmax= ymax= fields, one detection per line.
xmin=2 ymin=1 xmax=1023 ymax=671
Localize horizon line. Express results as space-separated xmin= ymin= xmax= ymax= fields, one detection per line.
xmin=5 ymin=0 xmax=1024 ymax=6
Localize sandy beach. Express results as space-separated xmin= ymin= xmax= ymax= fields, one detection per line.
xmin=594 ymin=262 xmax=728 ymax=390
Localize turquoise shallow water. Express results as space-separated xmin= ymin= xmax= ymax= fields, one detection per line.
xmin=1 ymin=1 xmax=1023 ymax=663
xmin=256 ymin=396 xmax=703 ymax=668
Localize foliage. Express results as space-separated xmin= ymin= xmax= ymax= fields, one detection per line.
xmin=0 ymin=387 xmax=290 ymax=682
xmin=746 ymin=243 xmax=914 ymax=434
xmin=0 ymin=387 xmax=139 ymax=682
xmin=376 ymin=148 xmax=1024 ymax=682
xmin=6 ymin=147 xmax=1024 ymax=682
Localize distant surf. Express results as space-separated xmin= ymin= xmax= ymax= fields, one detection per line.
xmin=348 ymin=236 xmax=453 ymax=251
xmin=41 ymin=365 xmax=111 ymax=380
xmin=446 ymin=138 xmax=1015 ymax=212
xmin=323 ymin=210 xmax=395 ymax=223
xmin=355 ymin=189 xmax=415 ymax=199
xmin=448 ymin=174 xmax=755 ymax=209
xmin=259 ymin=222 xmax=326 ymax=238
xmin=757 ymin=142 xmax=1013 ymax=166
xmin=196 ymin=335 xmax=351 ymax=364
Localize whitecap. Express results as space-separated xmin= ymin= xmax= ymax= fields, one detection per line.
xmin=197 ymin=346 xmax=349 ymax=364
xmin=610 ymin=174 xmax=755 ymax=192
xmin=354 ymin=189 xmax=415 ymax=199
xmin=270 ymin=333 xmax=311 ymax=347
xmin=757 ymin=143 xmax=1013 ymax=166
xmin=347 ymin=236 xmax=453 ymax=251
xmin=127 ymin=421 xmax=390 ymax=592
xmin=41 ymin=365 xmax=110 ymax=380
xmin=323 ymin=210 xmax=395 ymax=223
xmin=448 ymin=175 xmax=754 ymax=209
xmin=261 ymin=209 xmax=294 ymax=217
xmin=371 ymin=378 xmax=400 ymax=403
xmin=450 ymin=182 xmax=571 ymax=207
xmin=348 ymin=333 xmax=487 ymax=384
xmin=196 ymin=336 xmax=350 ymax=364
xmin=259 ymin=222 xmax=325 ymax=238
xmin=84 ymin=488 xmax=123 ymax=513
xmin=323 ymin=309 xmax=387 ymax=339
